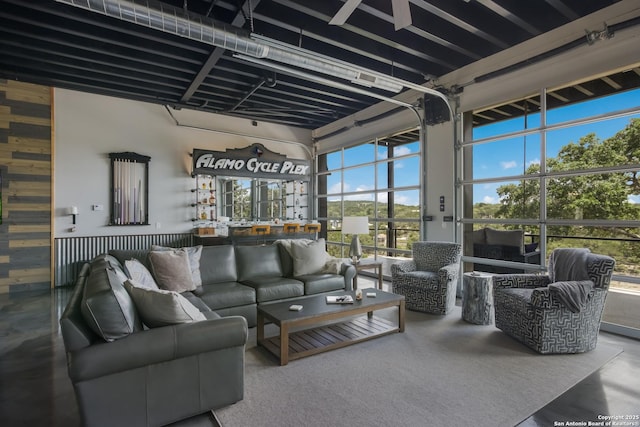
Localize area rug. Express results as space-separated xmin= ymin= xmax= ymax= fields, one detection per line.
xmin=215 ymin=306 xmax=622 ymax=427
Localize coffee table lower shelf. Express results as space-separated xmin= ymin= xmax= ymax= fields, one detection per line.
xmin=259 ymin=316 xmax=397 ymax=364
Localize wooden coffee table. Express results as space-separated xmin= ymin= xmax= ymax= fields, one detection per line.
xmin=257 ymin=289 xmax=405 ymax=365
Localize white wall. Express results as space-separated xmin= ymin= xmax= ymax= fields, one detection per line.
xmin=54 ymin=89 xmax=312 ymax=237
xmin=424 ymin=121 xmax=456 ymax=242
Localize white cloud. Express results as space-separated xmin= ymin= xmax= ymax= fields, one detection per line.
xmin=394 ymin=194 xmax=410 ymax=204
xmin=328 ymin=182 xmax=347 ymax=194
xmin=628 ymin=195 xmax=640 ymax=204
xmin=500 ymin=160 xmax=517 ymax=169
xmin=344 ymin=193 xmax=373 ymax=201
xmin=482 ymin=195 xmax=497 ymax=203
xmin=528 ymin=158 xmax=540 ymax=166
xmin=356 ymin=184 xmax=374 ymax=192
xmin=393 ymin=146 xmax=412 ymax=156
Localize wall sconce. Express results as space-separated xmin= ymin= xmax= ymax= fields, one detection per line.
xmin=69 ymin=206 xmax=78 ymax=224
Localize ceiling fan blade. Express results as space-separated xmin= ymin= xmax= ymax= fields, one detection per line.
xmin=391 ymin=0 xmax=412 ymax=30
xmin=329 ymin=0 xmax=363 ymax=26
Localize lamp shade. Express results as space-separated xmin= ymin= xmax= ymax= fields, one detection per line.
xmin=341 ymin=216 xmax=369 ymax=235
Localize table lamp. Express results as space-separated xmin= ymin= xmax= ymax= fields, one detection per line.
xmin=342 ymin=216 xmax=369 ymax=263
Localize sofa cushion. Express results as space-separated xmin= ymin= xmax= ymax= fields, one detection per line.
xmin=124 ymin=280 xmax=206 ymax=328
xmin=148 ymin=248 xmax=197 ymax=293
xmin=194 ymin=282 xmax=257 ymax=310
xmin=472 ymin=228 xmax=486 ymax=244
xmin=300 ymin=274 xmax=345 ymax=295
xmin=151 ymin=245 xmax=203 ymax=288
xmin=236 ymin=245 xmax=283 ymax=282
xmin=81 ymin=255 xmax=143 ymax=342
xmin=181 ymin=291 xmax=213 ymax=312
xmin=485 ymin=228 xmax=524 ymax=254
xmin=199 ymin=245 xmax=238 ymax=284
xmin=109 ymin=249 xmax=151 ymax=270
xmin=124 ymin=258 xmax=159 ymax=290
xmin=241 ymin=277 xmax=304 ymax=303
xmin=274 ymin=240 xmax=295 ymax=277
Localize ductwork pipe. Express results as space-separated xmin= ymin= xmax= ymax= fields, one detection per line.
xmin=56 ymin=0 xmax=267 ymax=57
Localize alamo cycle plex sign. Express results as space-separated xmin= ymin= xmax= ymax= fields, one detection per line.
xmin=192 ymin=144 xmax=310 ymax=181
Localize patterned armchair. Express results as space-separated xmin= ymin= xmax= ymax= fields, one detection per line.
xmin=493 ymin=248 xmax=615 ymax=354
xmin=391 ymin=241 xmax=462 ymax=314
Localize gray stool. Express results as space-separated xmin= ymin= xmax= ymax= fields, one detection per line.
xmin=462 ymin=272 xmax=494 ymax=325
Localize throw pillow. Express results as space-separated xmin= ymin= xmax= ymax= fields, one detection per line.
xmin=291 ymin=238 xmax=329 ymax=276
xmin=148 ymin=249 xmax=196 ymax=293
xmin=124 ymin=258 xmax=159 ymax=290
xmin=320 ymin=257 xmax=343 ymax=274
xmin=151 ymin=245 xmax=203 ymax=288
xmin=124 ymin=280 xmax=206 ymax=328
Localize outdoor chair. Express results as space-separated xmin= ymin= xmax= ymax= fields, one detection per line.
xmin=391 ymin=241 xmax=462 ymax=314
xmin=493 ymin=248 xmax=615 ymax=354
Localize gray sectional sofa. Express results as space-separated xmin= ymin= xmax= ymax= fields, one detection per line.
xmin=60 ymin=240 xmax=355 ymax=427
xmin=110 ymin=241 xmax=356 ymax=327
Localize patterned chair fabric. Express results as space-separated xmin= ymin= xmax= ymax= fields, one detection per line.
xmin=492 ymin=248 xmax=615 ymax=354
xmin=391 ymin=241 xmax=461 ymax=314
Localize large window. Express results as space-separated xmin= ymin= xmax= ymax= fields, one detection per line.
xmin=461 ymin=68 xmax=640 ymax=323
xmin=317 ymin=129 xmax=421 ymax=260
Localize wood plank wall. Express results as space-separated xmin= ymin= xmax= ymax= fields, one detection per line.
xmin=0 ymin=80 xmax=52 ymax=294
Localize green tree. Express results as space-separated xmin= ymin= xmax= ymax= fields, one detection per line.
xmin=492 ymin=118 xmax=640 ymax=269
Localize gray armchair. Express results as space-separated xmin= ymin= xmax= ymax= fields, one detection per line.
xmin=391 ymin=241 xmax=462 ymax=314
xmin=493 ymin=248 xmax=615 ymax=354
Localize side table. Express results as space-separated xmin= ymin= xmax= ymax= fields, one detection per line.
xmin=462 ymin=272 xmax=494 ymax=325
xmin=353 ymin=259 xmax=383 ymax=290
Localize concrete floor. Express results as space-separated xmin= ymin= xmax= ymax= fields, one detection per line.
xmin=1 ymin=278 xmax=639 ymax=427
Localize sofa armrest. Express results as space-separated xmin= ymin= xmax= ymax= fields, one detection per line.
xmin=493 ymin=274 xmax=551 ymax=290
xmin=521 ymin=251 xmax=541 ymax=263
xmin=439 ymin=263 xmax=460 ymax=282
xmin=530 ymin=283 xmax=601 ymax=310
xmin=529 ymin=287 xmax=555 ymax=308
xmin=68 ymin=316 xmax=248 ymax=382
xmin=391 ymin=260 xmax=416 ymax=275
xmin=341 ymin=262 xmax=356 ymax=291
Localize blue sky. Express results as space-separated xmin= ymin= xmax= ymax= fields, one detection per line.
xmin=326 ymin=88 xmax=639 ymax=207
xmin=325 ymin=142 xmax=420 ymax=205
xmin=472 ymin=89 xmax=640 ymax=204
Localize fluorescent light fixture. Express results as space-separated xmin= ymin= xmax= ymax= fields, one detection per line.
xmin=250 ymin=34 xmax=404 ymax=93
xmin=234 ymin=54 xmax=413 ymax=108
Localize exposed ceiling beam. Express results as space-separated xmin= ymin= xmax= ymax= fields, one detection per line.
xmin=271 ymin=0 xmax=456 ymax=73
xmin=476 ymin=0 xmax=541 ymax=36
xmin=180 ymin=0 xmax=261 ymax=103
xmin=545 ymin=0 xmax=579 ymax=21
xmin=410 ymin=0 xmax=508 ymax=50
